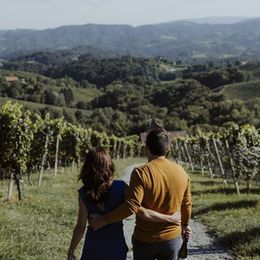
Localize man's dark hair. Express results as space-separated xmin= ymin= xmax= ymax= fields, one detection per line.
xmin=146 ymin=130 xmax=170 ymax=156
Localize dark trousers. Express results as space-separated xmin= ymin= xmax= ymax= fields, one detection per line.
xmin=133 ymin=236 xmax=182 ymax=260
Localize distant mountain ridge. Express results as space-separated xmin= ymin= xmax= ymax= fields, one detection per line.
xmin=185 ymin=16 xmax=252 ymax=24
xmin=1 ymin=17 xmax=260 ymax=60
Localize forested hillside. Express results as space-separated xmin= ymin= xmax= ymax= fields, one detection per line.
xmin=1 ymin=54 xmax=260 ymax=136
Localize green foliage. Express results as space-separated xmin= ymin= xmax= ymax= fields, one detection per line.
xmin=0 ymin=70 xmax=99 ymax=107
xmin=185 ymin=67 xmax=252 ymax=89
xmin=0 ymin=102 xmax=34 ymax=173
xmin=173 ymin=125 xmax=260 ymax=193
xmin=1 ymin=56 xmax=260 ymax=135
xmin=0 ymin=101 xmax=141 ymax=191
xmin=227 ymin=125 xmax=260 ymax=182
xmin=47 ymin=56 xmax=159 ymax=87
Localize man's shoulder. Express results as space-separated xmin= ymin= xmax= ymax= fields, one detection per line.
xmin=151 ymin=158 xmax=183 ymax=168
xmin=133 ymin=163 xmax=149 ymax=174
xmin=159 ymin=159 xmax=188 ymax=176
xmin=170 ymin=160 xmax=185 ymax=170
xmin=131 ymin=163 xmax=154 ymax=180
xmin=170 ymin=160 xmax=187 ymax=173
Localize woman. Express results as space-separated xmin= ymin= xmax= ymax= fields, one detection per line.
xmin=67 ymin=147 xmax=181 ymax=260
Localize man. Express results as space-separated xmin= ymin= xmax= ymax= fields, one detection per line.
xmin=92 ymin=129 xmax=192 ymax=260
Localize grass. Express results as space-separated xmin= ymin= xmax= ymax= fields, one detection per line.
xmin=0 ymin=69 xmax=50 ymax=80
xmin=218 ymin=80 xmax=260 ymax=101
xmin=0 ymin=158 xmax=145 ymax=260
xmin=189 ymin=169 xmax=260 ymax=259
xmin=72 ymin=87 xmax=101 ymax=103
xmin=1 ymin=158 xmax=259 ymax=259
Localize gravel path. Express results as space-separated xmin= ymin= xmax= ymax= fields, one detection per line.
xmin=121 ymin=164 xmax=235 ymax=260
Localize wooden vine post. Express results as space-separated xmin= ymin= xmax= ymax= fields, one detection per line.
xmin=38 ymin=128 xmax=51 ymax=186
xmin=117 ymin=140 xmax=122 ymax=159
xmin=180 ymin=145 xmax=188 ymax=164
xmin=54 ymin=119 xmax=64 ymax=177
xmin=205 ymin=140 xmax=214 ymax=179
xmin=7 ymin=172 xmax=14 ymax=201
xmin=173 ymin=142 xmax=182 ymax=164
xmin=225 ymin=138 xmax=240 ymax=195
xmin=54 ymin=133 xmax=60 ymax=177
xmin=212 ymin=137 xmax=227 ymax=186
xmin=183 ymin=141 xmax=194 ymax=171
xmin=122 ymin=141 xmax=127 ymax=159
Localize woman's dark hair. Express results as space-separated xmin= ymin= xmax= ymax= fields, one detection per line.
xmin=79 ymin=147 xmax=115 ymax=204
xmin=146 ymin=129 xmax=170 ymax=156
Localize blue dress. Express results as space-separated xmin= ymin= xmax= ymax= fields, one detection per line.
xmin=78 ymin=180 xmax=128 ymax=260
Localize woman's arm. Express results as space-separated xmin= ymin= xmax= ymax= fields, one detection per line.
xmin=67 ymin=195 xmax=88 ymax=259
xmin=136 ymin=207 xmax=181 ymax=223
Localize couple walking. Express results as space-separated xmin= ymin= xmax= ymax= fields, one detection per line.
xmin=68 ymin=129 xmax=192 ymax=260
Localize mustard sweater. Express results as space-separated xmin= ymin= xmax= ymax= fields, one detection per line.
xmin=104 ymin=157 xmax=192 ymax=243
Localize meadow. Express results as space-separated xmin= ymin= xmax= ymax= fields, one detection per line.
xmin=0 ymin=159 xmax=259 ymax=259
xmin=190 ymin=170 xmax=260 ymax=259
xmin=0 ymin=158 xmax=143 ymax=259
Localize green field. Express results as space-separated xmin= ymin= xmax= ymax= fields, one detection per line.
xmin=0 ymin=70 xmax=50 ymax=81
xmin=72 ymin=87 xmax=101 ymax=103
xmin=0 ymin=158 xmax=144 ymax=260
xmin=219 ymin=80 xmax=260 ymax=100
xmin=0 ymin=159 xmax=259 ymax=259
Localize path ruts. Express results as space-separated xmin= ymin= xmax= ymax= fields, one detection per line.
xmin=121 ymin=164 xmax=235 ymax=260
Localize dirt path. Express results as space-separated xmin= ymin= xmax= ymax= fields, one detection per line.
xmin=121 ymin=164 xmax=235 ymax=260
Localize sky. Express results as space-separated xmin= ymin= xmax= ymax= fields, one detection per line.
xmin=0 ymin=0 xmax=259 ymax=30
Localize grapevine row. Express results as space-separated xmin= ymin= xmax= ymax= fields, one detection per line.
xmin=0 ymin=102 xmax=142 ymax=200
xmin=172 ymin=124 xmax=260 ymax=194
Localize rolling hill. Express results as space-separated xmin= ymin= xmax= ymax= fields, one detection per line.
xmin=1 ymin=18 xmax=260 ymax=60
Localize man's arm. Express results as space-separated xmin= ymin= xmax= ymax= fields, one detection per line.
xmin=182 ymin=225 xmax=192 ymax=241
xmin=91 ymin=168 xmax=144 ymax=229
xmin=123 ymin=181 xmax=181 ymax=223
xmin=181 ymin=176 xmax=192 ymax=226
xmin=137 ymin=208 xmax=181 ymax=224
xmin=181 ymin=176 xmax=192 ymax=241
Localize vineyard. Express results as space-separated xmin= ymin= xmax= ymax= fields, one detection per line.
xmin=220 ymin=80 xmax=260 ymax=101
xmin=0 ymin=101 xmax=141 ymax=201
xmin=1 ymin=100 xmax=259 ymax=201
xmin=171 ymin=125 xmax=260 ymax=258
xmin=172 ymin=125 xmax=260 ymax=194
xmin=0 ymin=101 xmax=259 ymax=258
